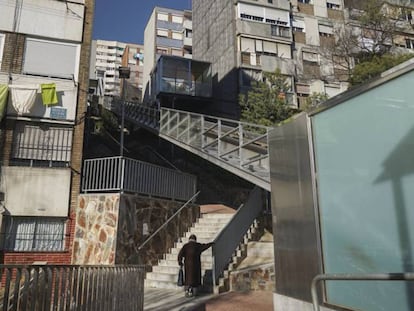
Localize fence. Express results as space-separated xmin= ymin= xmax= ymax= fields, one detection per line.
xmin=0 ymin=264 xmax=145 ymax=311
xmin=82 ymin=156 xmax=197 ymax=201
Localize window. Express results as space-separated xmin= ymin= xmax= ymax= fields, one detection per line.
xmin=406 ymin=39 xmax=414 ymax=49
xmin=11 ymin=122 xmax=73 ymax=167
xmin=327 ymin=2 xmax=340 ymax=10
xmin=240 ymin=13 xmax=264 ymax=22
xmin=157 ymin=29 xmax=169 ymax=38
xmin=0 ymin=33 xmax=5 ymax=69
xmin=23 ymin=38 xmax=79 ymax=79
xmin=172 ymin=15 xmax=183 ymax=24
xmin=399 ymin=8 xmax=413 ymax=21
xmin=271 ymin=25 xmax=291 ymax=37
xmin=303 ymin=51 xmax=319 ymax=63
xmin=268 ymin=0 xmax=273 ymax=3
xmin=298 ymin=0 xmax=311 ymax=3
xmin=172 ymin=32 xmax=183 ymax=40
xmin=3 ymin=217 xmax=66 ymax=252
xmin=157 ymin=12 xmax=169 ymax=21
xmin=171 ymin=49 xmax=183 ymax=56
xmin=156 ymin=48 xmax=168 ymax=55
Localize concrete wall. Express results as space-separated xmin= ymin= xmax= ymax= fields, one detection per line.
xmin=193 ymin=0 xmax=239 ymax=118
xmin=0 ymin=166 xmax=71 ymax=217
xmin=143 ymin=10 xmax=156 ymax=101
xmin=0 ymin=0 xmax=84 ymax=42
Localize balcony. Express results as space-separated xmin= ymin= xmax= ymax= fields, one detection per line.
xmin=82 ymin=156 xmax=197 ymax=201
xmin=151 ymin=55 xmax=212 ymax=98
xmin=184 ymin=37 xmax=192 ymax=48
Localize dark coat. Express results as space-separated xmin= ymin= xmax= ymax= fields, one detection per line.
xmin=178 ymin=240 xmax=213 ymax=287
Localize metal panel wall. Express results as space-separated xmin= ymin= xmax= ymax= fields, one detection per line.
xmin=269 ymin=113 xmax=321 ymax=301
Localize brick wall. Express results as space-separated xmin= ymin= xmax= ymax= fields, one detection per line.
xmin=67 ymin=0 xmax=95 ymax=262
xmin=1 ymin=32 xmax=25 ymax=74
xmin=0 ymin=0 xmax=95 ymax=265
xmin=298 ymin=3 xmax=314 ymax=15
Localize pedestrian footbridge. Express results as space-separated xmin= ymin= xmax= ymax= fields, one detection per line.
xmin=111 ymin=100 xmax=271 ymax=191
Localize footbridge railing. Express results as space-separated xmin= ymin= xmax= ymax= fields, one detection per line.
xmin=159 ymin=108 xmax=271 ymax=191
xmin=107 ymin=101 xmax=271 ymax=191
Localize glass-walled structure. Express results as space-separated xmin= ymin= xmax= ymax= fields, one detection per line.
xmin=269 ymin=59 xmax=414 ymax=311
xmin=150 ymin=55 xmax=212 ymax=99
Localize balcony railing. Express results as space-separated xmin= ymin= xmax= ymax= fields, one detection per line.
xmin=81 ymin=156 xmax=197 ymax=201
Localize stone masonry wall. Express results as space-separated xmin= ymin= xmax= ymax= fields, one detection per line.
xmin=116 ymin=194 xmax=200 ymax=267
xmin=73 ymin=193 xmax=200 ymax=267
xmin=73 ymin=194 xmax=120 ymax=265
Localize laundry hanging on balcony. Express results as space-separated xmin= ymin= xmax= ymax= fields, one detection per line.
xmin=0 ymin=84 xmax=8 ymax=120
xmin=9 ymin=84 xmax=39 ymax=115
xmin=41 ymin=83 xmax=58 ymax=106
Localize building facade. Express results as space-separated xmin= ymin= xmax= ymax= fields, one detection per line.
xmin=192 ymin=0 xmax=414 ymax=119
xmin=0 ymin=0 xmax=94 ymax=265
xmin=143 ymin=7 xmax=193 ymax=102
xmin=89 ymin=40 xmax=143 ymax=96
xmin=121 ymin=43 xmax=144 ymax=101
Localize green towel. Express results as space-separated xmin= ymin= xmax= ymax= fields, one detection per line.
xmin=0 ymin=85 xmax=8 ymax=120
xmin=41 ymin=83 xmax=58 ymax=106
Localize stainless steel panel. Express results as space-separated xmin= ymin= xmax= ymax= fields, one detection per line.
xmin=269 ymin=113 xmax=321 ymax=301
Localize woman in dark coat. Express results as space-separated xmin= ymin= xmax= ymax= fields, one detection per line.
xmin=178 ymin=234 xmax=214 ymax=297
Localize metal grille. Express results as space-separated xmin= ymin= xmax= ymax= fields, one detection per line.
xmin=0 ymin=265 xmax=145 ymax=311
xmin=3 ymin=217 xmax=66 ymax=252
xmin=12 ymin=122 xmax=73 ymax=164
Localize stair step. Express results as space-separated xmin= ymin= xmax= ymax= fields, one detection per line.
xmin=164 ymin=253 xmax=213 ymax=262
xmin=144 ymin=279 xmax=179 ymax=289
xmin=201 ymin=213 xmax=234 ymax=219
xmin=146 ymin=272 xmax=177 ymax=282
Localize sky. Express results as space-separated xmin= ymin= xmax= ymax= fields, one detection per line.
xmin=93 ymin=0 xmax=192 ymax=45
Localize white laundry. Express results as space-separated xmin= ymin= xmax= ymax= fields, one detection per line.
xmin=9 ymin=84 xmax=39 ymax=115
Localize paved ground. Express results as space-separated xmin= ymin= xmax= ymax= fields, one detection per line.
xmin=144 ymin=288 xmax=273 ymax=311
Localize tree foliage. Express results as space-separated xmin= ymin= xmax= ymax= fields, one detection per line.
xmin=350 ymin=53 xmax=414 ymax=85
xmin=303 ymin=92 xmax=330 ymax=111
xmin=321 ymin=0 xmax=411 ymax=83
xmin=239 ymin=69 xmax=297 ymax=126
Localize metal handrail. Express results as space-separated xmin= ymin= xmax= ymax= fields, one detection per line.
xmin=137 ymin=191 xmax=200 ymax=251
xmin=311 ymin=272 xmax=414 ymax=311
xmin=211 ymin=187 xmax=264 ymax=285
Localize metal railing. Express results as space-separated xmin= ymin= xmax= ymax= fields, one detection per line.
xmin=160 ymin=108 xmax=271 ymax=191
xmin=112 ymin=99 xmax=159 ymax=132
xmin=311 ymin=273 xmax=414 ymax=311
xmin=81 ymin=156 xmax=197 ymax=201
xmin=105 ymin=102 xmax=271 ymax=190
xmin=0 ymin=264 xmax=145 ymax=311
xmin=211 ymin=187 xmax=265 ymax=285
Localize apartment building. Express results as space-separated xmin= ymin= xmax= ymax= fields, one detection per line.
xmin=0 ymin=0 xmax=94 ymax=265
xmin=121 ymin=43 xmax=144 ymax=101
xmin=192 ymin=0 xmax=414 ymax=119
xmin=90 ymin=39 xmax=128 ymax=97
xmin=143 ymin=7 xmax=193 ymax=101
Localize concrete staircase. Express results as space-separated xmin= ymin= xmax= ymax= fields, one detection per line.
xmin=145 ymin=207 xmax=235 ymax=290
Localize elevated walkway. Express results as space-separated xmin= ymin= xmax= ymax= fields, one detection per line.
xmin=110 ymin=101 xmax=271 ymax=191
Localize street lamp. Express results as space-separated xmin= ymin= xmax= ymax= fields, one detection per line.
xmin=118 ymin=66 xmax=130 ymax=157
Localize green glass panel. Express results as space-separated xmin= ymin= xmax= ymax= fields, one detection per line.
xmin=312 ymin=70 xmax=414 ymax=311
